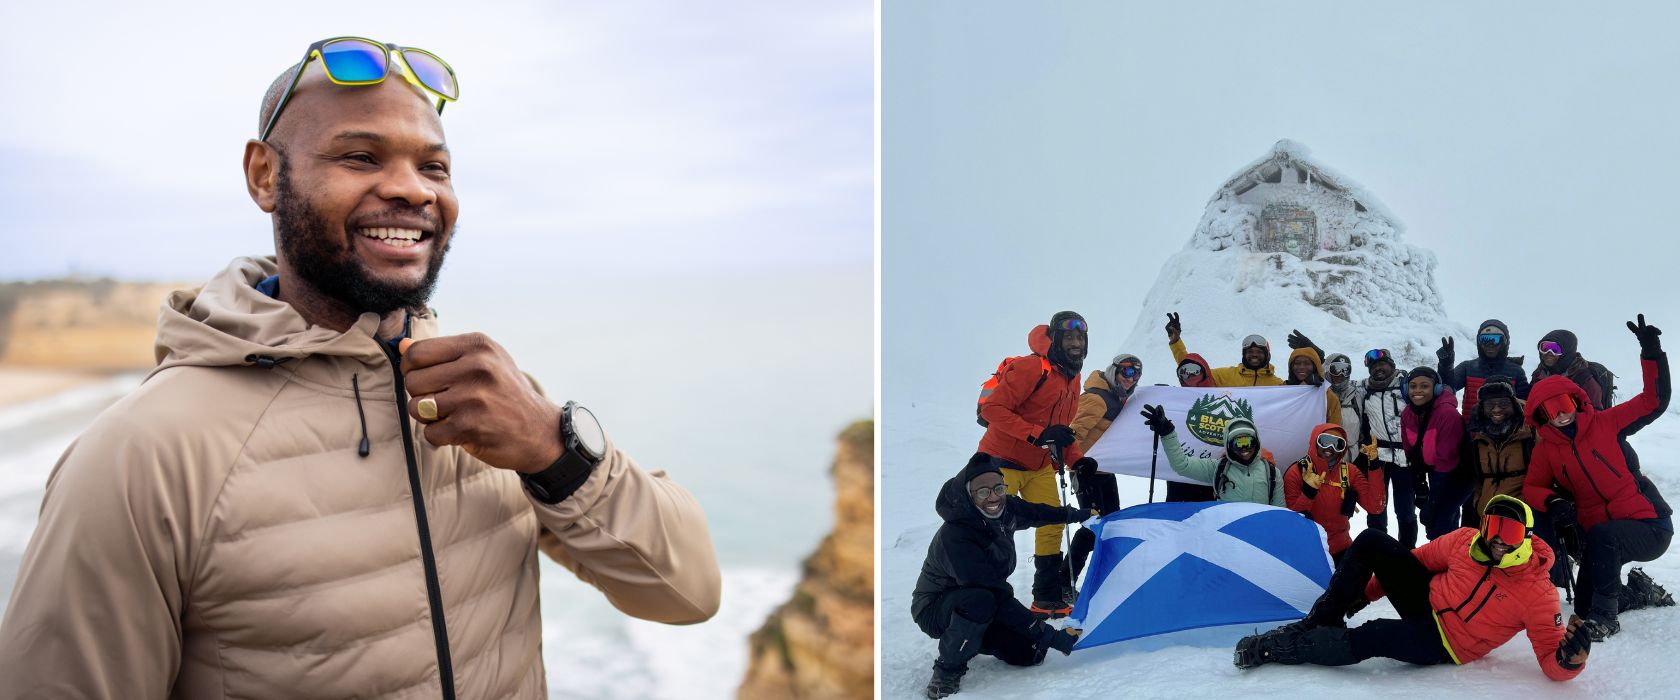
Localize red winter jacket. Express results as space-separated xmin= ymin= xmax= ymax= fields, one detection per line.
xmin=1402 ymin=389 xmax=1462 ymax=473
xmin=1284 ymin=424 xmax=1381 ymax=555
xmin=1524 ymin=354 xmax=1671 ymax=533
xmin=978 ymin=325 xmax=1084 ymax=471
xmin=1365 ymin=529 xmax=1580 ymax=681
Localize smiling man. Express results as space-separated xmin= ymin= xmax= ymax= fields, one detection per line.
xmin=0 ymin=39 xmax=720 ymax=699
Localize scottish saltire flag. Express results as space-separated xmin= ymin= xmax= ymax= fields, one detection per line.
xmin=1084 ymin=384 xmax=1328 ymax=483
xmin=1069 ymin=501 xmax=1333 ymax=650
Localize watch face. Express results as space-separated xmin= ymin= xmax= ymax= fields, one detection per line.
xmin=569 ymin=404 xmax=607 ymax=460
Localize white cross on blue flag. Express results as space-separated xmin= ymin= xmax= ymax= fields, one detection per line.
xmin=1070 ymin=501 xmax=1333 ymax=650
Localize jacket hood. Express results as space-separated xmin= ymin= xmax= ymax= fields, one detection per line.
xmin=1027 ymin=325 xmax=1052 ymax=356
xmin=1527 ymin=374 xmax=1596 ymax=432
xmin=1178 ymin=354 xmax=1214 ymax=387
xmin=1102 ymin=353 xmax=1142 ymax=394
xmin=1470 ymin=495 xmax=1551 ymax=572
xmin=148 ymin=256 xmax=438 ymax=388
xmin=935 ymin=454 xmax=1003 ymax=526
xmin=1475 ymin=319 xmax=1512 ymax=362
xmin=1285 ymin=347 xmax=1325 ymax=386
xmin=1307 ymin=423 xmax=1348 ymax=470
xmin=1537 ymin=329 xmax=1581 ymax=374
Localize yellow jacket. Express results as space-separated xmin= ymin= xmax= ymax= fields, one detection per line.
xmin=1072 ymin=370 xmax=1128 ymax=452
xmin=1169 ymin=337 xmax=1284 ymax=387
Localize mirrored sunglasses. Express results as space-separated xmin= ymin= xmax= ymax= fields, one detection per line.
xmin=261 ymin=37 xmax=459 ymax=142
xmin=1478 ymin=333 xmax=1505 ymax=345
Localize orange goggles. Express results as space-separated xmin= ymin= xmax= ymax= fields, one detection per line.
xmin=1481 ymin=513 xmax=1527 ymax=545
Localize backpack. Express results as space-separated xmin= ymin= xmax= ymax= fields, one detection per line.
xmin=1586 ymin=361 xmax=1616 ymax=408
xmin=1214 ymin=456 xmax=1278 ymax=504
xmin=977 ymin=354 xmax=1052 ymax=427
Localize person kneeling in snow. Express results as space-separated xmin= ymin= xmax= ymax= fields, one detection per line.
xmin=1284 ymin=424 xmax=1381 ymax=565
xmin=912 ymin=454 xmax=1091 ymax=699
xmin=1142 ymin=405 xmax=1284 ymax=506
xmin=1234 ymin=496 xmax=1590 ymax=681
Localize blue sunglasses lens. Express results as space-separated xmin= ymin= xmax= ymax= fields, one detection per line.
xmin=1119 ymin=365 xmax=1140 ymax=378
xmin=402 ymin=49 xmax=458 ymax=99
xmin=1478 ymin=334 xmax=1504 ymax=344
xmin=320 ymin=39 xmax=388 ymax=82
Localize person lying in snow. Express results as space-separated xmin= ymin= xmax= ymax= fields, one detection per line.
xmin=912 ymin=454 xmax=1091 ymax=699
xmin=1235 ymin=496 xmax=1590 ymax=681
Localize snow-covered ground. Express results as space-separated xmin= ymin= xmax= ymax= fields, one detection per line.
xmin=882 ymin=348 xmax=1680 ymax=699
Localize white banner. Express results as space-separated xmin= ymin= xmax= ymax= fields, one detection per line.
xmin=1084 ymin=384 xmax=1330 ymax=484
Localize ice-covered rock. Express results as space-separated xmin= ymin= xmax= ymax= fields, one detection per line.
xmin=1119 ymin=140 xmax=1465 ymax=377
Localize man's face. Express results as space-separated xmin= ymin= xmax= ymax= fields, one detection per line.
xmin=969 ymin=472 xmax=1006 ymax=518
xmin=1408 ymin=376 xmax=1435 ymax=406
xmin=1242 ymin=345 xmax=1266 ymax=369
xmin=1484 ymin=397 xmax=1514 ymax=424
xmin=1369 ymin=361 xmax=1395 ymax=386
xmin=1540 ymin=351 xmax=1559 ymax=369
xmin=255 ymin=66 xmax=458 ymax=313
xmin=1060 ymin=331 xmax=1088 ymax=362
xmin=1231 ymin=444 xmax=1257 ymax=464
xmin=1487 ymin=535 xmax=1514 ymax=560
xmin=1478 ymin=329 xmax=1503 ymax=359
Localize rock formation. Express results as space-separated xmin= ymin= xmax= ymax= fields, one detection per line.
xmin=737 ymin=420 xmax=874 ymax=700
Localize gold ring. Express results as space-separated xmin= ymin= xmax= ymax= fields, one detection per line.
xmin=417 ymin=396 xmax=439 ymax=421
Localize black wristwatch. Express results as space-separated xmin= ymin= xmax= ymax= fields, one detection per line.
xmin=521 ymin=401 xmax=607 ymax=504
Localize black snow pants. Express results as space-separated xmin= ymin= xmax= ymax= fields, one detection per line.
xmin=1302 ymin=530 xmax=1454 ymax=666
xmin=914 ymin=587 xmax=1049 ymax=671
xmin=1576 ymin=518 xmax=1673 ymax=620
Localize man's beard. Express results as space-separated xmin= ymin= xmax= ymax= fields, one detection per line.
xmin=274 ymin=159 xmax=451 ymax=315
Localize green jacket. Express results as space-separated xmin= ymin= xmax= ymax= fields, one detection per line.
xmin=1162 ymin=432 xmax=1285 ymax=506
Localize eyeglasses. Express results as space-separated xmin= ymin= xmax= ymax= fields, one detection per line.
xmin=1241 ymin=334 xmax=1268 ymax=350
xmin=1231 ymin=435 xmax=1256 ymax=450
xmin=1117 ymin=364 xmax=1141 ymax=379
xmin=1481 ymin=513 xmax=1527 ymax=546
xmin=1315 ymin=433 xmax=1348 ymax=453
xmin=1326 ymin=359 xmax=1351 ymax=375
xmin=1477 ymin=333 xmax=1505 ymax=345
xmin=1539 ymin=341 xmax=1565 ymax=357
xmin=970 ymin=484 xmax=1008 ymax=499
xmin=1365 ymin=348 xmax=1393 ymax=365
xmin=1177 ymin=364 xmax=1204 ymax=378
xmin=261 ymin=37 xmax=459 ymax=142
xmin=1055 ymin=318 xmax=1088 ymax=332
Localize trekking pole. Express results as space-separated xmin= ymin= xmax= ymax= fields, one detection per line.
xmin=1051 ymin=444 xmax=1078 ymax=603
xmin=1148 ymin=431 xmax=1160 ymax=504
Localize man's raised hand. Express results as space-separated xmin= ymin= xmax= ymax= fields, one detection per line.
xmin=1165 ymin=312 xmax=1181 ymax=343
xmin=398 ymin=333 xmax=563 ymax=473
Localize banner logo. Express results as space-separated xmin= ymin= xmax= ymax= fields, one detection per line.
xmin=1186 ymin=394 xmax=1253 ymax=445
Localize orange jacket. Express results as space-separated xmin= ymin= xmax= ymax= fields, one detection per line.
xmin=978 ymin=325 xmax=1084 ymax=470
xmin=1283 ymin=424 xmax=1380 ymax=555
xmin=1365 ymin=529 xmax=1580 ymax=681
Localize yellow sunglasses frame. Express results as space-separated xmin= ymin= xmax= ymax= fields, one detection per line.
xmin=259 ymin=36 xmax=458 ymax=142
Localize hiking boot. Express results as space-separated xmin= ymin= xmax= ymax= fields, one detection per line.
xmin=1061 ymin=581 xmax=1080 ymax=608
xmin=1234 ymin=628 xmax=1301 ymax=669
xmin=1030 ymin=601 xmax=1072 ymax=619
xmin=1623 ymin=568 xmax=1676 ymax=611
xmin=924 ymin=664 xmax=963 ymax=699
xmin=1581 ymin=614 xmax=1620 ymax=642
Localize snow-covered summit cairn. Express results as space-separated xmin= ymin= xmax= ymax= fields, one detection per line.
xmin=1122 ymin=140 xmax=1461 ymax=372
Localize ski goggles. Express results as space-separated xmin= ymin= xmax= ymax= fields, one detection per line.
xmin=1480 ymin=513 xmax=1527 ymax=546
xmin=1230 ymin=435 xmax=1256 ymax=450
xmin=1540 ymin=394 xmax=1577 ymax=418
xmin=1116 ymin=363 xmax=1141 ymax=379
xmin=1177 ymin=363 xmax=1204 ymax=378
xmin=1539 ymin=341 xmax=1565 ymax=357
xmin=969 ymin=483 xmax=1008 ymax=499
xmin=1054 ymin=318 xmax=1088 ymax=332
xmin=1326 ymin=359 xmax=1352 ymax=376
xmin=1364 ymin=348 xmax=1393 ymax=365
xmin=1241 ymin=334 xmax=1268 ymax=350
xmin=261 ymin=37 xmax=460 ymax=142
xmin=1315 ymin=432 xmax=1348 ymax=453
xmin=1477 ymin=333 xmax=1505 ymax=345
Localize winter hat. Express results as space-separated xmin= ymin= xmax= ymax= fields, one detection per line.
xmin=1476 ymin=379 xmax=1516 ymax=406
xmin=1476 ymin=319 xmax=1512 ymax=359
xmin=961 ymin=452 xmax=1003 ymax=486
xmin=1406 ymin=366 xmax=1440 ymax=387
xmin=1223 ymin=418 xmax=1261 ymax=455
xmin=1103 ymin=353 xmax=1142 ymax=393
xmin=1046 ymin=311 xmax=1087 ymax=374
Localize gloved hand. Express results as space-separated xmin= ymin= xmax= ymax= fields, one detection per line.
xmin=1046 ymin=625 xmax=1080 ymax=655
xmin=1064 ymin=506 xmax=1092 ymax=523
xmin=1366 ymin=512 xmax=1387 ymax=533
xmin=1629 ymin=313 xmax=1663 ymax=357
xmin=1437 ymin=336 xmax=1455 ymax=366
xmin=1360 ymin=442 xmax=1378 ymax=461
xmin=1557 ymin=617 xmax=1592 ymax=668
xmin=1345 ymin=597 xmax=1370 ymax=620
xmin=1034 ymin=424 xmax=1075 ymax=449
xmin=1072 ymin=456 xmax=1099 ymax=479
xmin=1548 ymin=496 xmax=1579 ymax=531
xmin=1287 ymin=329 xmax=1324 ymax=360
xmin=1140 ymin=404 xmax=1175 ymax=437
xmin=1165 ymin=312 xmax=1182 ymax=343
xmin=1303 ymin=469 xmax=1327 ymax=490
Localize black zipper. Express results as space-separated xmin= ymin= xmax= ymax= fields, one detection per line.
xmin=1590 ymin=449 xmax=1622 ymax=478
xmin=381 ymin=343 xmax=456 ymax=700
xmin=1460 ymin=584 xmax=1499 ymax=624
xmin=1440 ymin=567 xmax=1493 ymax=616
xmin=1567 ymin=441 xmax=1614 ymax=523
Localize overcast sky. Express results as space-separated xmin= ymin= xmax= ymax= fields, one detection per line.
xmin=0 ymin=1 xmax=871 ymax=282
xmin=886 ymin=1 xmax=1680 ymax=393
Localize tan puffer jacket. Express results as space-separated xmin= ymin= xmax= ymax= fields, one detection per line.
xmin=0 ymin=257 xmax=721 ymax=699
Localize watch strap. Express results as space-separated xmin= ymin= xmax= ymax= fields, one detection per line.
xmin=521 ymin=450 xmax=596 ymax=505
